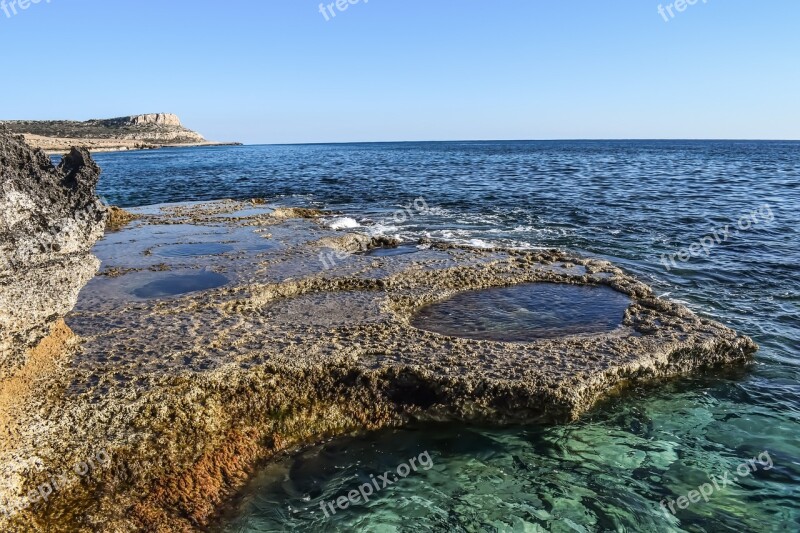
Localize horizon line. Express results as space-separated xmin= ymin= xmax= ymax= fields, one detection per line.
xmin=238 ymin=138 xmax=800 ymax=147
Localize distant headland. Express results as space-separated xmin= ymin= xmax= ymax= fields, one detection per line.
xmin=0 ymin=113 xmax=241 ymax=154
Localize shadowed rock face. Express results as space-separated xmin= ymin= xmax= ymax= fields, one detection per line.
xmin=0 ymin=131 xmax=106 ymax=379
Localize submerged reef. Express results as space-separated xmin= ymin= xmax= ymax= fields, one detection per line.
xmin=0 ymin=194 xmax=757 ymax=531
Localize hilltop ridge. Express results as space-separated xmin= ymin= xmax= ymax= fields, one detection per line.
xmin=1 ymin=114 xmax=239 ymax=153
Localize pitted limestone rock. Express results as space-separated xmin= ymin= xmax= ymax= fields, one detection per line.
xmin=0 ymin=131 xmax=106 ymax=379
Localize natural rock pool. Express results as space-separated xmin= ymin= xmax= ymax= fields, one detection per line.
xmin=364 ymin=244 xmax=420 ymax=257
xmin=153 ymin=243 xmax=235 ymax=257
xmin=411 ymin=283 xmax=631 ymax=341
xmin=131 ymin=271 xmax=230 ymax=298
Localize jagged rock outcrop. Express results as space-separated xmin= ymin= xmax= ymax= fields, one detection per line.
xmin=0 ymin=131 xmax=106 ymax=380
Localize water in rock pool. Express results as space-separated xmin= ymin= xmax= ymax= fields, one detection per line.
xmin=131 ymin=271 xmax=230 ymax=299
xmin=411 ymin=283 xmax=631 ymax=341
xmin=93 ymin=141 xmax=799 ymax=531
xmin=153 ymin=242 xmax=236 ymax=257
xmin=364 ymin=244 xmax=421 ymax=257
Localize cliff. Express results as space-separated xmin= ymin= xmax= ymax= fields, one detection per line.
xmin=1 ymin=114 xmax=237 ymax=153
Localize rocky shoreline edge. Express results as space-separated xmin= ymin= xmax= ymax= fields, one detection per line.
xmin=33 ymin=139 xmax=243 ymax=156
xmin=0 ymin=134 xmax=758 ymax=531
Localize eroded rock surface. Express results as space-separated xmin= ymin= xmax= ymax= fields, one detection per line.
xmin=0 ymin=131 xmax=106 ymax=380
xmin=0 ymin=199 xmax=757 ymax=532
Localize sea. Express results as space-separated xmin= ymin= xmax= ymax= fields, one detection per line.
xmin=91 ymin=141 xmax=799 ymax=532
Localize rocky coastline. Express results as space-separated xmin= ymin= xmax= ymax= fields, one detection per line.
xmin=0 ymin=135 xmax=758 ymax=531
xmin=1 ymin=114 xmax=240 ymax=154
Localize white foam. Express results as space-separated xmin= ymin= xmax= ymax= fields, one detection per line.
xmin=326 ymin=217 xmax=360 ymax=230
xmin=468 ymin=238 xmax=494 ymax=248
xmin=367 ymin=223 xmax=400 ymax=236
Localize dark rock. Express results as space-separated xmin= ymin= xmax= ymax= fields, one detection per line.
xmin=0 ymin=130 xmax=106 ymax=379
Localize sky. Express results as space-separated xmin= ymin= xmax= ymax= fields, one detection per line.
xmin=1 ymin=0 xmax=799 ymax=144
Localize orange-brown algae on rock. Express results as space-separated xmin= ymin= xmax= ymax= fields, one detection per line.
xmin=0 ymin=199 xmax=758 ymax=532
xmin=0 ymin=319 xmax=76 ymax=451
xmin=105 ymin=206 xmax=139 ymax=232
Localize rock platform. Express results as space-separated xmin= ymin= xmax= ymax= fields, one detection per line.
xmin=0 ymin=195 xmax=757 ymax=531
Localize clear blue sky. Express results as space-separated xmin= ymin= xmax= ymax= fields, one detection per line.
xmin=1 ymin=0 xmax=798 ymax=143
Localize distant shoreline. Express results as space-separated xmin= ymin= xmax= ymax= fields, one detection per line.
xmin=1 ymin=114 xmax=241 ymax=155
xmin=38 ymin=139 xmax=243 ymax=156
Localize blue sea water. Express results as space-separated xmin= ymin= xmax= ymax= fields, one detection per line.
xmin=92 ymin=141 xmax=800 ymax=532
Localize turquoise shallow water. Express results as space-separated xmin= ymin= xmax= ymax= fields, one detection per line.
xmin=91 ymin=141 xmax=799 ymax=532
xmin=222 ymin=374 xmax=798 ymax=532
